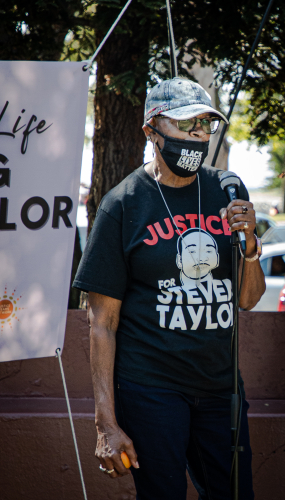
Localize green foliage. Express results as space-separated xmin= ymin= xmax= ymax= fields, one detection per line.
xmin=227 ymin=94 xmax=252 ymax=144
xmin=89 ymin=0 xmax=285 ymax=144
xmin=90 ymin=0 xmax=174 ymax=105
xmin=0 ymin=0 xmax=93 ymax=61
xmin=2 ymin=0 xmax=285 ymax=145
xmin=227 ymin=94 xmax=285 ymax=192
xmin=62 ymin=25 xmax=96 ymax=62
xmin=266 ymin=139 xmax=285 ymax=189
xmin=61 ymin=3 xmax=96 ymax=62
xmin=198 ymin=1 xmax=285 ymax=147
xmin=104 ymin=72 xmax=142 ymax=106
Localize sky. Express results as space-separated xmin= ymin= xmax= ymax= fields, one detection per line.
xmin=228 ymin=141 xmax=272 ymax=189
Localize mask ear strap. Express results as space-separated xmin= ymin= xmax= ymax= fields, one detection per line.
xmin=145 ymin=123 xmax=165 ymax=152
xmin=145 ymin=122 xmax=165 ymax=139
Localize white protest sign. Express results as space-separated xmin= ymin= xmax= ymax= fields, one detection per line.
xmin=0 ymin=61 xmax=89 ymax=362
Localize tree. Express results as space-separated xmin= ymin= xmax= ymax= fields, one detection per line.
xmin=87 ymin=26 xmax=148 ymax=228
xmin=179 ymin=0 xmax=285 ymax=146
xmin=0 ymin=1 xmax=93 ymax=61
xmin=266 ymin=140 xmax=285 ymax=212
xmin=3 ymin=1 xmax=285 ymax=303
xmin=4 ymin=1 xmax=285 ymax=222
xmin=85 ymin=0 xmax=167 ymax=228
xmin=82 ymin=0 xmax=285 ymax=230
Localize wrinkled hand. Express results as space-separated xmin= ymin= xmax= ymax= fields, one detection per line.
xmin=220 ymin=199 xmax=256 ymax=255
xmin=95 ymin=425 xmax=139 ymax=479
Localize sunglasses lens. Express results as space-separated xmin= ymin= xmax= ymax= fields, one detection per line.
xmin=200 ymin=119 xmax=211 ymax=134
xmin=177 ymin=119 xmax=196 ymax=132
xmin=200 ymin=119 xmax=221 ymax=134
xmin=177 ymin=118 xmax=221 ymax=134
xmin=209 ymin=119 xmax=220 ymax=133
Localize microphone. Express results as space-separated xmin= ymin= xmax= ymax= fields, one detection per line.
xmin=219 ymin=171 xmax=246 ymax=253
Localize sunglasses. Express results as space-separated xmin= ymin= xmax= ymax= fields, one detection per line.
xmin=178 ymin=116 xmax=222 ymax=134
xmin=158 ymin=116 xmax=221 ymax=134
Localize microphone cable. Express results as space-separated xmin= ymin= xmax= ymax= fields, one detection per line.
xmin=230 ymin=248 xmax=246 ymax=480
xmin=231 ymin=247 xmax=246 ymax=357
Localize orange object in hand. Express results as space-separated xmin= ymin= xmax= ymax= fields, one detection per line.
xmin=121 ymin=451 xmax=131 ymax=468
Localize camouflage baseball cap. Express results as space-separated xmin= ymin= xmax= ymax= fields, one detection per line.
xmin=144 ymin=77 xmax=228 ymax=123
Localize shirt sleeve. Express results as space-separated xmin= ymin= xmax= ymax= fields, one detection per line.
xmin=73 ymin=208 xmax=128 ymax=300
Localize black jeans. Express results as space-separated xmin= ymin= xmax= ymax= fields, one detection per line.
xmin=115 ymin=376 xmax=254 ymax=500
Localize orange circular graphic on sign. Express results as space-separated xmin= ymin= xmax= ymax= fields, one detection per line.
xmin=0 ymin=300 xmax=13 ymax=320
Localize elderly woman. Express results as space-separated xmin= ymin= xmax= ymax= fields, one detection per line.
xmin=73 ymin=77 xmax=265 ymax=500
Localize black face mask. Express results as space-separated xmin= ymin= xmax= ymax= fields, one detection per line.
xmin=147 ymin=124 xmax=209 ymax=178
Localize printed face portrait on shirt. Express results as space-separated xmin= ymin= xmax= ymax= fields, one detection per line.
xmin=176 ymin=229 xmax=219 ymax=280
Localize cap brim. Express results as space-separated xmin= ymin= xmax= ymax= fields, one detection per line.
xmin=161 ymin=104 xmax=229 ymax=124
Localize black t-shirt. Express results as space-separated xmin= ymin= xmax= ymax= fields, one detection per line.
xmin=73 ymin=164 xmax=248 ymax=398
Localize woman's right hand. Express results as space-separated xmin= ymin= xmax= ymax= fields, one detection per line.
xmin=95 ymin=424 xmax=139 ymax=479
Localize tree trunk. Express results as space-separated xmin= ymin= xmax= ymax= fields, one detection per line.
xmin=87 ymin=32 xmax=146 ymax=231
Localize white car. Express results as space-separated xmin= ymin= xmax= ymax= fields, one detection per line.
xmin=256 ymin=212 xmax=285 ymax=244
xmin=255 ymin=212 xmax=277 ymax=238
xmin=251 ymin=242 xmax=285 ymax=311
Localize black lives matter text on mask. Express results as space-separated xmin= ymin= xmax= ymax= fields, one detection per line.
xmin=0 ymin=101 xmax=73 ymax=231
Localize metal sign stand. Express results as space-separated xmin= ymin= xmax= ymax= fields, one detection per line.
xmin=56 ymin=348 xmax=88 ymax=500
